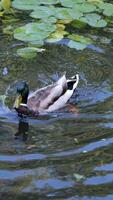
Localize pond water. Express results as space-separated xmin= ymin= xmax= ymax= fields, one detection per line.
xmin=0 ymin=25 xmax=113 ymax=200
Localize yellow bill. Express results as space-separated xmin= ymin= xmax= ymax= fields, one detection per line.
xmin=13 ymin=94 xmax=22 ymax=108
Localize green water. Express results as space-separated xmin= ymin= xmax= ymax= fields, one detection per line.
xmin=0 ymin=26 xmax=113 ymax=200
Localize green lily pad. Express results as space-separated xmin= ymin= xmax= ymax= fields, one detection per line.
xmin=60 ymin=0 xmax=85 ymax=8
xmin=87 ymin=0 xmax=103 ymax=4
xmin=100 ymin=3 xmax=113 ymax=17
xmin=79 ymin=3 xmax=97 ymax=13
xmin=14 ymin=22 xmax=56 ymax=42
xmin=12 ymin=0 xmax=40 ymax=10
xmin=17 ymin=47 xmax=45 ymax=59
xmin=30 ymin=6 xmax=55 ymax=19
xmin=94 ymin=19 xmax=107 ymax=27
xmin=46 ymin=22 xmax=68 ymax=42
xmin=80 ymin=13 xmax=107 ymax=27
xmin=67 ymin=40 xmax=87 ymax=50
xmin=55 ymin=7 xmax=82 ymax=20
xmin=47 ymin=30 xmax=67 ymax=42
xmin=55 ymin=8 xmax=73 ymax=20
xmin=68 ymin=34 xmax=92 ymax=44
xmin=40 ymin=0 xmax=59 ymax=5
xmin=12 ymin=0 xmax=59 ymax=10
xmin=41 ymin=16 xmax=57 ymax=24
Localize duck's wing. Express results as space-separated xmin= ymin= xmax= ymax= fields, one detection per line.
xmin=46 ymin=74 xmax=79 ymax=112
xmin=27 ymin=74 xmax=67 ymax=112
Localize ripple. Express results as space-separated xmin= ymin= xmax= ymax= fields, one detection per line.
xmin=0 ymin=137 xmax=113 ymax=163
xmin=68 ymin=194 xmax=113 ymax=200
xmin=85 ymin=173 xmax=113 ymax=185
xmin=95 ymin=162 xmax=113 ymax=171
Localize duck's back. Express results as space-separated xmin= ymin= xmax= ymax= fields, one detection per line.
xmin=27 ymin=75 xmax=67 ymax=112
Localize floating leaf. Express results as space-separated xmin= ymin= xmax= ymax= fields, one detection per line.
xmin=12 ymin=0 xmax=40 ymax=10
xmin=56 ymin=8 xmax=73 ymax=20
xmin=56 ymin=7 xmax=82 ymax=20
xmin=30 ymin=6 xmax=55 ymax=19
xmin=94 ymin=19 xmax=107 ymax=27
xmin=87 ymin=0 xmax=103 ymax=3
xmin=60 ymin=0 xmax=85 ymax=8
xmin=79 ymin=3 xmax=97 ymax=13
xmin=58 ymin=19 xmax=72 ymax=24
xmin=17 ymin=47 xmax=45 ymax=59
xmin=12 ymin=0 xmax=59 ymax=10
xmin=80 ymin=13 xmax=107 ymax=27
xmin=41 ymin=16 xmax=57 ymax=24
xmin=14 ymin=22 xmax=56 ymax=42
xmin=67 ymin=40 xmax=87 ymax=50
xmin=46 ymin=23 xmax=68 ymax=42
xmin=100 ymin=3 xmax=113 ymax=17
xmin=68 ymin=34 xmax=92 ymax=45
xmin=47 ymin=30 xmax=67 ymax=42
xmin=40 ymin=0 xmax=59 ymax=5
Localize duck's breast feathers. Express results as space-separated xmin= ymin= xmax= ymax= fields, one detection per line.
xmin=27 ymin=74 xmax=67 ymax=112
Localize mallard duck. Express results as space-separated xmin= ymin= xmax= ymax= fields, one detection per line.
xmin=13 ymin=73 xmax=79 ymax=116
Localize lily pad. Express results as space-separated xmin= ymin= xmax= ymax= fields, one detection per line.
xmin=12 ymin=0 xmax=40 ymax=10
xmin=56 ymin=7 xmax=82 ymax=20
xmin=30 ymin=6 xmax=55 ymax=19
xmin=46 ymin=23 xmax=67 ymax=42
xmin=68 ymin=34 xmax=92 ymax=44
xmin=78 ymin=3 xmax=97 ymax=13
xmin=60 ymin=0 xmax=85 ymax=8
xmin=41 ymin=16 xmax=57 ymax=24
xmin=14 ymin=22 xmax=56 ymax=42
xmin=67 ymin=40 xmax=87 ymax=50
xmin=100 ymin=3 xmax=113 ymax=17
xmin=17 ymin=47 xmax=45 ymax=59
xmin=80 ymin=13 xmax=107 ymax=27
xmin=87 ymin=0 xmax=103 ymax=4
xmin=40 ymin=0 xmax=59 ymax=5
xmin=55 ymin=8 xmax=73 ymax=20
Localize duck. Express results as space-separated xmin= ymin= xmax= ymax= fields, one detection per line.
xmin=13 ymin=73 xmax=79 ymax=116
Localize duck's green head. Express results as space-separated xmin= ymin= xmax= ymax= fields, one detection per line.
xmin=13 ymin=81 xmax=29 ymax=109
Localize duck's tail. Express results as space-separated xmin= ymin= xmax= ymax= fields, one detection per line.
xmin=67 ymin=74 xmax=79 ymax=90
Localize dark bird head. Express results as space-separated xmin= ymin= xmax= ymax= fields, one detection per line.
xmin=13 ymin=81 xmax=29 ymax=109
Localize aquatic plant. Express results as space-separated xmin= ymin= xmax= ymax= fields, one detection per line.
xmin=2 ymin=0 xmax=113 ymax=58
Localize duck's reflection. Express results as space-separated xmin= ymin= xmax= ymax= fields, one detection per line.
xmin=15 ymin=115 xmax=29 ymax=141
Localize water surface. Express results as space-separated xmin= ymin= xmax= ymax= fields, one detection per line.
xmin=0 ymin=25 xmax=113 ymax=200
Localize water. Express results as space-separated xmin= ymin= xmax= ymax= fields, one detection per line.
xmin=0 ymin=31 xmax=113 ymax=200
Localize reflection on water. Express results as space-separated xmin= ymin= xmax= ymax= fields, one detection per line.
xmin=0 ymin=32 xmax=113 ymax=200
xmin=14 ymin=117 xmax=29 ymax=141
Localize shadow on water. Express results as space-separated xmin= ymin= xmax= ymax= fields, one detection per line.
xmin=1 ymin=30 xmax=113 ymax=200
